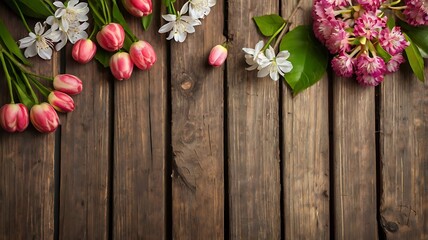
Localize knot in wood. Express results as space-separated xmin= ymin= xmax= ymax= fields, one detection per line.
xmin=384 ymin=221 xmax=399 ymax=232
xmin=181 ymin=81 xmax=192 ymax=90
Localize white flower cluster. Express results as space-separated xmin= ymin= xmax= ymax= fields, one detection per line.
xmin=243 ymin=41 xmax=293 ymax=81
xmin=19 ymin=0 xmax=89 ymax=60
xmin=158 ymin=0 xmax=216 ymax=42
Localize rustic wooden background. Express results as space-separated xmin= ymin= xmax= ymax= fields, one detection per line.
xmin=0 ymin=0 xmax=427 ymax=239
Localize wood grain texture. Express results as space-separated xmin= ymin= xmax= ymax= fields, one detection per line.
xmin=0 ymin=7 xmax=55 ymax=240
xmin=113 ymin=1 xmax=167 ymax=239
xmin=332 ymin=77 xmax=378 ymax=239
xmin=58 ymin=49 xmax=111 ymax=239
xmin=227 ymin=0 xmax=281 ymax=239
xmin=379 ymin=64 xmax=428 ymax=239
xmin=170 ymin=0 xmax=225 ymax=239
xmin=281 ymin=1 xmax=330 ymax=239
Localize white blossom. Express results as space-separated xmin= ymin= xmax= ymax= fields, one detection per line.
xmin=257 ymin=46 xmax=293 ymax=81
xmin=183 ymin=0 xmax=216 ymax=19
xmin=242 ymin=40 xmax=265 ymax=70
xmin=18 ymin=22 xmax=60 ymax=60
xmin=158 ymin=5 xmax=201 ymax=42
xmin=53 ymin=0 xmax=89 ymax=32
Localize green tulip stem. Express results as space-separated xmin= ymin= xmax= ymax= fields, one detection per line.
xmin=1 ymin=50 xmax=53 ymax=81
xmin=13 ymin=1 xmax=31 ymax=33
xmin=0 ymin=51 xmax=14 ymax=103
xmin=272 ymin=0 xmax=303 ymax=51
xmin=21 ymin=73 xmax=40 ymax=104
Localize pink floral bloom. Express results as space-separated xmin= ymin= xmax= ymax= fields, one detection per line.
xmin=72 ymin=39 xmax=97 ymax=64
xmin=354 ymin=12 xmax=386 ymax=40
xmin=326 ymin=0 xmax=349 ymax=7
xmin=48 ymin=91 xmax=75 ymax=113
xmin=122 ymin=0 xmax=152 ymax=17
xmin=356 ymin=53 xmax=386 ymax=77
xmin=331 ymin=52 xmax=355 ymax=77
xmin=312 ymin=0 xmax=335 ymax=21
xmin=0 ymin=103 xmax=29 ymax=133
xmin=386 ymin=53 xmax=405 ymax=73
xmin=326 ymin=26 xmax=351 ymax=53
xmin=356 ymin=0 xmax=386 ymax=12
xmin=53 ymin=74 xmax=83 ymax=95
xmin=129 ymin=40 xmax=157 ymax=70
xmin=403 ymin=0 xmax=428 ymax=26
xmin=208 ymin=44 xmax=228 ymax=67
xmin=110 ymin=52 xmax=134 ymax=80
xmin=357 ymin=74 xmax=384 ymax=86
xmin=96 ymin=23 xmax=125 ymax=52
xmin=30 ymin=103 xmax=60 ymax=133
xmin=379 ymin=27 xmax=409 ymax=55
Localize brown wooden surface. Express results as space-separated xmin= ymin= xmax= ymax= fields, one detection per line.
xmin=170 ymin=0 xmax=224 ymax=238
xmin=113 ymin=1 xmax=167 ymax=238
xmin=0 ymin=7 xmax=55 ymax=240
xmin=227 ymin=0 xmax=281 ymax=239
xmin=379 ymin=64 xmax=428 ymax=239
xmin=281 ymin=1 xmax=330 ymax=239
xmin=0 ymin=1 xmax=427 ymax=240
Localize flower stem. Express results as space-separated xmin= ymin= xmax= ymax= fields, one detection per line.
xmin=169 ymin=2 xmax=177 ymax=15
xmin=0 ymin=52 xmax=14 ymax=103
xmin=2 ymin=50 xmax=53 ymax=81
xmin=13 ymin=1 xmax=31 ymax=33
xmin=21 ymin=73 xmax=40 ymax=104
xmin=27 ymin=75 xmax=51 ymax=99
xmin=262 ymin=22 xmax=286 ymax=52
xmin=273 ymin=0 xmax=304 ymax=51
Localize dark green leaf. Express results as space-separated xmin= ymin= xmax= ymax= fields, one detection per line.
xmin=142 ymin=14 xmax=153 ymax=31
xmin=400 ymin=21 xmax=428 ymax=59
xmin=0 ymin=20 xmax=30 ymax=66
xmin=403 ymin=33 xmax=425 ymax=82
xmin=95 ymin=49 xmax=113 ymax=68
xmin=18 ymin=0 xmax=52 ymax=18
xmin=253 ymin=14 xmax=286 ymax=37
xmin=387 ymin=15 xmax=395 ymax=30
xmin=280 ymin=25 xmax=329 ymax=95
xmin=375 ymin=43 xmax=392 ymax=63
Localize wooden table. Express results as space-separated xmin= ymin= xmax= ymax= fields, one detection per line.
xmin=0 ymin=0 xmax=427 ymax=239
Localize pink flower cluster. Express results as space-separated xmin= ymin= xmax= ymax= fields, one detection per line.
xmin=312 ymin=0 xmax=414 ymax=86
xmin=0 ymin=74 xmax=82 ymax=133
xmin=73 ymin=22 xmax=157 ymax=81
xmin=403 ymin=0 xmax=428 ymax=26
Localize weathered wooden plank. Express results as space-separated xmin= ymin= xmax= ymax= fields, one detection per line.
xmin=332 ymin=77 xmax=378 ymax=239
xmin=379 ymin=64 xmax=428 ymax=239
xmin=281 ymin=1 xmax=330 ymax=239
xmin=113 ymin=1 xmax=167 ymax=238
xmin=170 ymin=0 xmax=224 ymax=238
xmin=227 ymin=0 xmax=281 ymax=239
xmin=0 ymin=7 xmax=55 ymax=239
xmin=58 ymin=46 xmax=110 ymax=239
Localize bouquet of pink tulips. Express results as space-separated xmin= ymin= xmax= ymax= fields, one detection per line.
xmin=0 ymin=0 xmax=156 ymax=134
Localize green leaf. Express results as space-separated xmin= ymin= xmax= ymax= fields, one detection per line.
xmin=95 ymin=49 xmax=113 ymax=68
xmin=253 ymin=14 xmax=286 ymax=37
xmin=387 ymin=16 xmax=395 ymax=30
xmin=403 ymin=33 xmax=425 ymax=82
xmin=4 ymin=0 xmax=52 ymax=19
xmin=375 ymin=43 xmax=392 ymax=63
xmin=280 ymin=25 xmax=329 ymax=95
xmin=0 ymin=20 xmax=30 ymax=66
xmin=142 ymin=14 xmax=153 ymax=31
xmin=400 ymin=21 xmax=428 ymax=58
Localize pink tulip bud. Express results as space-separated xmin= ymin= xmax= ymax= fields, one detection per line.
xmin=96 ymin=23 xmax=125 ymax=52
xmin=30 ymin=103 xmax=60 ymax=133
xmin=110 ymin=52 xmax=134 ymax=80
xmin=122 ymin=0 xmax=152 ymax=17
xmin=72 ymin=39 xmax=97 ymax=64
xmin=129 ymin=40 xmax=156 ymax=70
xmin=0 ymin=103 xmax=29 ymax=132
xmin=48 ymin=91 xmax=75 ymax=113
xmin=53 ymin=74 xmax=83 ymax=95
xmin=209 ymin=45 xmax=228 ymax=67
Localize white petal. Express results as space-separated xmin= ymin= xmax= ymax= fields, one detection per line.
xmin=257 ymin=66 xmax=270 ymax=78
xmin=158 ymin=22 xmax=175 ymax=33
xmin=55 ymin=8 xmax=66 ymax=18
xmin=55 ymin=34 xmax=68 ymax=51
xmin=180 ymin=2 xmax=189 ymax=15
xmin=24 ymin=44 xmax=37 ymax=58
xmin=68 ymin=0 xmax=79 ymax=7
xmin=278 ymin=63 xmax=293 ymax=74
xmin=270 ymin=68 xmax=279 ymax=81
xmin=34 ymin=22 xmax=44 ymax=35
xmin=242 ymin=48 xmax=255 ymax=55
xmin=162 ymin=14 xmax=177 ymax=22
xmin=265 ymin=47 xmax=275 ymax=60
xmin=255 ymin=41 xmax=264 ymax=53
xmin=19 ymin=37 xmax=35 ymax=48
xmin=277 ymin=50 xmax=290 ymax=59
xmin=38 ymin=48 xmax=52 ymax=60
xmin=53 ymin=1 xmax=64 ymax=8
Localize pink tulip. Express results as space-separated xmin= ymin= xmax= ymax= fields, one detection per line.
xmin=53 ymin=74 xmax=83 ymax=95
xmin=129 ymin=40 xmax=156 ymax=70
xmin=0 ymin=103 xmax=29 ymax=132
xmin=30 ymin=103 xmax=60 ymax=133
xmin=122 ymin=0 xmax=152 ymax=17
xmin=72 ymin=39 xmax=97 ymax=64
xmin=110 ymin=52 xmax=134 ymax=80
xmin=96 ymin=23 xmax=125 ymax=52
xmin=208 ymin=44 xmax=228 ymax=67
xmin=48 ymin=91 xmax=75 ymax=113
